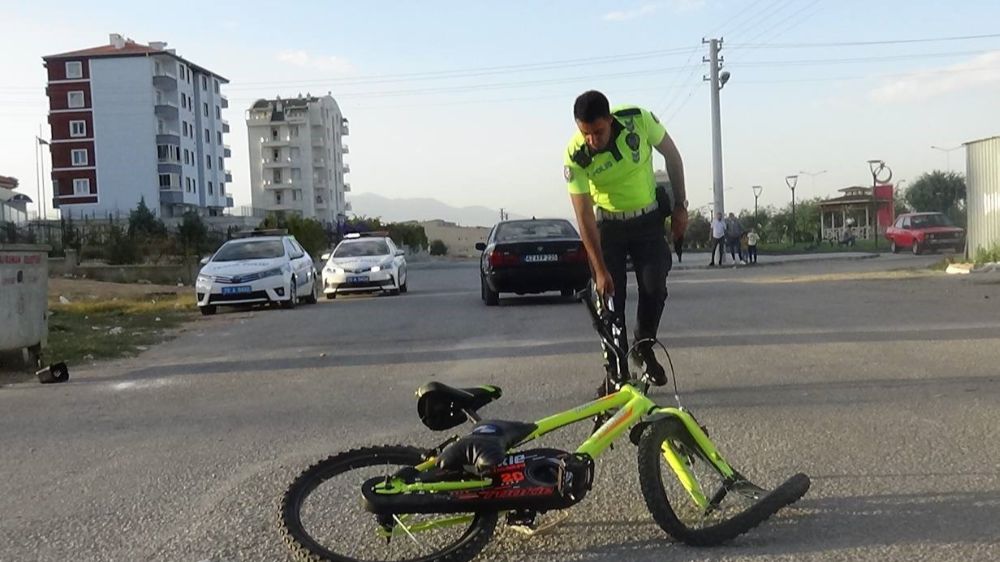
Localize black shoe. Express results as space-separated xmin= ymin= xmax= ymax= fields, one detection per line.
xmin=708 ymin=262 xmax=715 ymax=267
xmin=636 ymin=344 xmax=667 ymax=386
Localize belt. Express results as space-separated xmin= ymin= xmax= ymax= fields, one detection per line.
xmin=595 ymin=200 xmax=659 ymax=222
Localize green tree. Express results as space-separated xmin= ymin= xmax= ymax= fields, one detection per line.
xmin=261 ymin=213 xmax=330 ymax=258
xmin=177 ymin=210 xmax=210 ymax=257
xmin=128 ymin=197 xmax=167 ymax=238
xmin=683 ymin=210 xmax=711 ymax=248
xmin=905 ymin=171 xmax=967 ymax=226
xmin=387 ymin=222 xmax=429 ymax=251
xmin=105 ymin=224 xmax=141 ymax=264
xmin=429 ymin=239 xmax=448 ymax=256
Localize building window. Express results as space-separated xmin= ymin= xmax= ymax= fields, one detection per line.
xmin=217 ymin=131 xmax=222 ymax=145
xmin=67 ymin=91 xmax=84 ymax=108
xmin=69 ymin=120 xmax=86 ymax=137
xmin=206 ymin=155 xmax=212 ymax=169
xmin=203 ymin=102 xmax=209 ymax=117
xmin=182 ymin=122 xmax=188 ymax=136
xmin=275 ymin=191 xmax=283 ymax=205
xmin=183 ymin=149 xmax=190 ymax=165
xmin=273 ymin=169 xmax=282 ymax=183
xmin=208 ymin=181 xmax=213 ymax=195
xmin=272 ymin=149 xmax=279 ymax=160
xmin=201 ymin=75 xmax=207 ymax=90
xmin=71 ymin=149 xmax=88 ymax=166
xmin=292 ymin=190 xmax=298 ymax=201
xmin=215 ymin=106 xmax=221 ymax=119
xmin=271 ymin=128 xmax=279 ymax=140
xmin=214 ymin=79 xmax=220 ymax=93
xmin=192 ymin=178 xmax=197 ymax=192
xmin=204 ymin=129 xmax=210 ymax=143
xmin=65 ymin=61 xmax=83 ymax=79
xmin=218 ymin=156 xmax=224 ymax=170
xmin=72 ymin=178 xmax=90 ymax=195
xmin=290 ymin=125 xmax=299 ymax=138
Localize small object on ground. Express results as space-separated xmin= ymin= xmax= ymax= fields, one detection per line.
xmin=946 ymin=263 xmax=973 ymax=275
xmin=37 ymin=362 xmax=70 ymax=384
xmin=155 ymin=317 xmax=162 ymax=322
xmin=108 ymin=327 xmax=124 ymax=335
xmin=509 ymin=511 xmax=571 ymax=537
xmin=59 ymin=295 xmax=71 ymax=304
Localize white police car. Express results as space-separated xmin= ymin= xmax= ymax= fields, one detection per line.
xmin=321 ymin=233 xmax=407 ymax=298
xmin=196 ymin=231 xmax=319 ymax=315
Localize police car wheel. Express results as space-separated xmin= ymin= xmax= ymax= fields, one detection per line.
xmin=281 ymin=279 xmax=298 ymax=309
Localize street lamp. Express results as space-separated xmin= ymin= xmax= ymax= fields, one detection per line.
xmin=867 ymin=159 xmax=893 ymax=250
xmin=798 ymin=169 xmax=827 ymax=193
xmin=785 ymin=175 xmax=798 ymax=245
xmin=752 ymin=185 xmax=763 ymax=227
xmin=930 ymin=145 xmax=962 ymax=173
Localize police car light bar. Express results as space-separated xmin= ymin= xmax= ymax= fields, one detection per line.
xmin=344 ymin=231 xmax=389 ymax=239
xmin=232 ymin=228 xmax=289 ymax=239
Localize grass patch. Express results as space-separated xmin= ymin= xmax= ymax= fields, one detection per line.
xmin=45 ymin=294 xmax=197 ymax=366
xmin=758 ymin=239 xmax=881 ymax=254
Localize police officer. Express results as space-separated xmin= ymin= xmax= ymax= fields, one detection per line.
xmin=563 ymin=90 xmax=687 ymax=385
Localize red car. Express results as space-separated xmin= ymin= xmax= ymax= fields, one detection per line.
xmin=885 ymin=212 xmax=965 ymax=255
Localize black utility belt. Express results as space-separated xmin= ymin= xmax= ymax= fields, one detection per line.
xmin=595 ymin=201 xmax=659 ymax=222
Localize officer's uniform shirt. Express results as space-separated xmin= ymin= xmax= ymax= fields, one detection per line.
xmin=563 ymin=106 xmax=667 ymax=212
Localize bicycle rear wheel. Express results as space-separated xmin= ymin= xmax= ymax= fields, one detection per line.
xmin=637 ymin=419 xmax=810 ymax=546
xmin=280 ymin=445 xmax=497 ymax=562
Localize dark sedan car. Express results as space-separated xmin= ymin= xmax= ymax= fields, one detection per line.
xmin=476 ymin=218 xmax=591 ymax=306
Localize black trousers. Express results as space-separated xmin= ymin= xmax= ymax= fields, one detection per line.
xmin=710 ymin=237 xmax=725 ymax=264
xmin=748 ymin=245 xmax=758 ymax=263
xmin=597 ymin=212 xmax=671 ymax=376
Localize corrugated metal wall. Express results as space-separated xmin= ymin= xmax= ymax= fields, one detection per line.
xmin=965 ymin=136 xmax=1000 ymax=262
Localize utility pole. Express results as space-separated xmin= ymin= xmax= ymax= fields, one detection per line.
xmin=704 ymin=38 xmax=729 ymax=219
xmin=785 ymin=175 xmax=798 ymax=245
xmin=752 ymin=185 xmax=763 ymax=227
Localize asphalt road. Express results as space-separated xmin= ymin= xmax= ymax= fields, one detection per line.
xmin=2 ymin=254 xmax=999 ymax=562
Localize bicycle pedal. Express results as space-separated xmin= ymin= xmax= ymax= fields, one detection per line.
xmin=509 ymin=511 xmax=570 ymax=537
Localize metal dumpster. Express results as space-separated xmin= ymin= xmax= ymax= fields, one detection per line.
xmin=0 ymin=244 xmax=50 ymax=366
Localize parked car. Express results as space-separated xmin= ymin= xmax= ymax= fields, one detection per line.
xmin=321 ymin=233 xmax=407 ymax=298
xmin=476 ymin=218 xmax=590 ymax=306
xmin=885 ymin=212 xmax=965 ymax=255
xmin=195 ymin=231 xmax=319 ymax=315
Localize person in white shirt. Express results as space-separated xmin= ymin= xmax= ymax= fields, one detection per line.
xmin=709 ymin=212 xmax=726 ymax=266
xmin=747 ymin=228 xmax=760 ymax=264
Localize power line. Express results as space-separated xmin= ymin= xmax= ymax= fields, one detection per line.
xmin=729 ymin=32 xmax=1000 ymax=49
xmin=724 ymin=0 xmax=798 ymax=41
xmin=734 ymin=49 xmax=996 ymax=67
xmin=731 ymin=0 xmax=824 ymax=50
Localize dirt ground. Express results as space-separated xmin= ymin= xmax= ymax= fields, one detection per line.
xmin=48 ymin=277 xmax=188 ymax=304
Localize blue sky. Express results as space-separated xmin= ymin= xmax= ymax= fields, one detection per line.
xmin=2 ymin=0 xmax=999 ymax=221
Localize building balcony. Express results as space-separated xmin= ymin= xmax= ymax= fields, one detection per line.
xmin=341 ymin=117 xmax=349 ymax=135
xmin=344 ymin=201 xmax=352 ymax=212
xmin=343 ymin=164 xmax=350 ymax=174
xmin=221 ymin=119 xmax=230 ymax=133
xmin=159 ymin=189 xmax=184 ymax=204
xmin=153 ymin=72 xmax=177 ymax=90
xmin=262 ymin=180 xmax=297 ymax=190
xmin=343 ymin=183 xmax=351 ymax=193
xmin=225 ymin=195 xmax=234 ymax=207
xmin=263 ymin=157 xmax=293 ymax=168
xmin=224 ymin=170 xmax=233 ymax=183
xmin=261 ymin=136 xmax=291 ymax=147
xmin=154 ymin=99 xmax=179 ymax=119
xmin=286 ymin=113 xmax=307 ymax=123
xmin=342 ymin=145 xmax=349 ymax=154
xmin=223 ymin=145 xmax=232 ymax=158
xmin=220 ymin=94 xmax=229 ymax=109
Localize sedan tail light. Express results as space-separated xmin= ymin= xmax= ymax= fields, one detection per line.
xmin=561 ymin=247 xmax=588 ymax=263
xmin=488 ymin=251 xmax=520 ymax=268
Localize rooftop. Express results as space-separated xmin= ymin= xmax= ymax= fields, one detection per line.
xmin=44 ymin=34 xmax=229 ymax=82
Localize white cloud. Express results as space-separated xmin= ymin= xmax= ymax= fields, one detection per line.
xmin=275 ymin=50 xmax=354 ymax=74
xmin=603 ymin=3 xmax=658 ymax=21
xmin=870 ymin=51 xmax=1000 ymax=104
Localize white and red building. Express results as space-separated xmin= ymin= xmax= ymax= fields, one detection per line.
xmin=43 ymin=34 xmax=233 ymax=218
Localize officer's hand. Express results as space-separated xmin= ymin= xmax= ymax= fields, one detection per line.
xmin=595 ymin=269 xmax=615 ymax=301
xmin=671 ymin=207 xmax=688 ymax=242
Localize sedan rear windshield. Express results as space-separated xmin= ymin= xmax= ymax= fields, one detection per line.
xmin=333 ymin=240 xmax=390 ymax=257
xmin=213 ymin=240 xmax=285 ymax=261
xmin=910 ymin=214 xmax=954 ymax=228
xmin=495 ymin=221 xmax=578 ymax=242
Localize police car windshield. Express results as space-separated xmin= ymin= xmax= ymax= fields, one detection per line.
xmin=496 ymin=220 xmax=578 ymax=242
xmin=213 ymin=240 xmax=285 ymax=262
xmin=333 ymin=240 xmax=390 ymax=257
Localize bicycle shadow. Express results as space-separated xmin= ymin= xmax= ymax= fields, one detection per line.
xmin=516 ymin=488 xmax=1000 ymax=561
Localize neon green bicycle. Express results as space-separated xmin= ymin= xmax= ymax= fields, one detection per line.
xmin=280 ymin=285 xmax=810 ymax=562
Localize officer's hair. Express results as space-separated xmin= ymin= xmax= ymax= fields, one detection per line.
xmin=574 ymin=90 xmax=611 ymax=123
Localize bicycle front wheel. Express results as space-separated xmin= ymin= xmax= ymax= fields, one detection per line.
xmin=280 ymin=445 xmax=498 ymax=562
xmin=637 ymin=419 xmax=809 ymax=546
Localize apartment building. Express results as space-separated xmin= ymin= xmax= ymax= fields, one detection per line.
xmin=246 ymin=94 xmax=350 ymax=225
xmin=43 ymin=34 xmax=232 ymax=218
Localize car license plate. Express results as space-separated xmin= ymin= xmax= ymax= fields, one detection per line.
xmin=524 ymin=254 xmax=558 ymax=263
xmin=347 ymin=275 xmax=369 ymax=284
xmin=221 ymin=285 xmax=252 ymax=295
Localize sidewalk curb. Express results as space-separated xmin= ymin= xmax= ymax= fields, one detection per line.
xmin=671 ymin=253 xmax=881 ymax=271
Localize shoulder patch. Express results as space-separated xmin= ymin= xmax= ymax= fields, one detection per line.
xmin=613 ymin=107 xmax=641 ymax=117
xmin=569 ymin=145 xmax=592 ymax=169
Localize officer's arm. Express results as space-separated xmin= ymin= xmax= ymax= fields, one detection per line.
xmin=570 ymin=193 xmax=610 ymax=283
xmin=654 ymin=133 xmax=686 ymax=209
